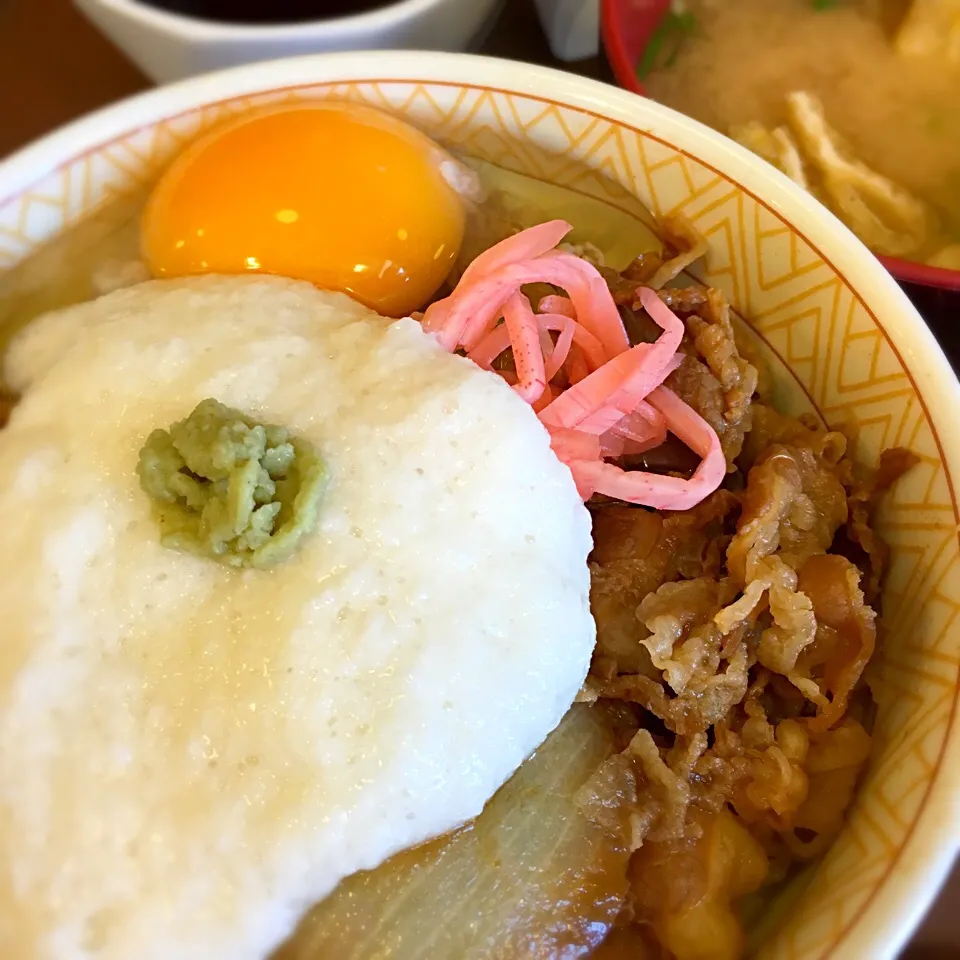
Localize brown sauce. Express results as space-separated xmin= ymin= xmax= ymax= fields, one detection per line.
xmin=135 ymin=0 xmax=399 ymax=24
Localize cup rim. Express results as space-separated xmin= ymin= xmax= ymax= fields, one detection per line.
xmin=77 ymin=0 xmax=450 ymax=39
xmin=1 ymin=48 xmax=957 ymax=958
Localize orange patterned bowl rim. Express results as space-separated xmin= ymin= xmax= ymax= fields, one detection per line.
xmin=0 ymin=51 xmax=958 ymax=960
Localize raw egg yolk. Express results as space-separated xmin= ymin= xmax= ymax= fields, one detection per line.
xmin=141 ymin=102 xmax=466 ymax=317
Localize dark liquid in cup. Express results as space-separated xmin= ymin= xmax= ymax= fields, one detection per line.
xmin=136 ymin=0 xmax=397 ymax=23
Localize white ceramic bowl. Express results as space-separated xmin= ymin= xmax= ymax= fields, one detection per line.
xmin=73 ymin=0 xmax=504 ymax=83
xmin=1 ymin=51 xmax=959 ymax=959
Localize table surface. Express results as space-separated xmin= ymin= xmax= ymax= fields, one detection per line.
xmin=1 ymin=0 xmax=958 ymax=955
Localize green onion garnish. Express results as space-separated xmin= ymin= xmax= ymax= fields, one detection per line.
xmin=636 ymin=9 xmax=699 ymax=80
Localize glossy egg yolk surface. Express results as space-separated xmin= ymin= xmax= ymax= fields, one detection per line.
xmin=141 ymin=102 xmax=466 ymax=317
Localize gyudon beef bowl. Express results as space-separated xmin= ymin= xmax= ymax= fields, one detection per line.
xmin=0 ymin=51 xmax=958 ymax=960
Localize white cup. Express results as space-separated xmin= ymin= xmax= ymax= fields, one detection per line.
xmin=532 ymin=0 xmax=598 ymax=62
xmin=74 ymin=0 xmax=505 ymax=84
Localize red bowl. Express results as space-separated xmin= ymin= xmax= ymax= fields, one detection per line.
xmin=600 ymin=0 xmax=960 ymax=292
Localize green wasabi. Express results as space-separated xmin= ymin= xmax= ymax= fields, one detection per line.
xmin=137 ymin=399 xmax=326 ymax=569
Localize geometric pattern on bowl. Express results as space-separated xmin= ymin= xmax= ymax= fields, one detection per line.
xmin=0 ymin=72 xmax=956 ymax=960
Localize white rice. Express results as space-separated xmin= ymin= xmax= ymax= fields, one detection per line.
xmin=0 ymin=276 xmax=594 ymax=960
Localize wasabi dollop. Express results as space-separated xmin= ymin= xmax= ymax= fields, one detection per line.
xmin=137 ymin=398 xmax=326 ymax=568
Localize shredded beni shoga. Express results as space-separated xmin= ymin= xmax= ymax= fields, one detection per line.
xmin=421 ymin=220 xmax=725 ymax=510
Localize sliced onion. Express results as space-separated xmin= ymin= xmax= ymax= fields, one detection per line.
xmin=274 ymin=705 xmax=630 ymax=960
